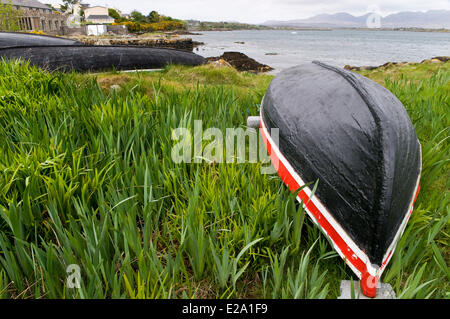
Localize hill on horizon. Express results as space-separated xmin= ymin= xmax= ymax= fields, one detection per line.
xmin=262 ymin=10 xmax=450 ymax=29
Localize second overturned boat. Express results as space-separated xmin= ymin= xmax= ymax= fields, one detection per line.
xmin=0 ymin=32 xmax=82 ymax=48
xmin=0 ymin=45 xmax=205 ymax=72
xmin=259 ymin=61 xmax=421 ymax=298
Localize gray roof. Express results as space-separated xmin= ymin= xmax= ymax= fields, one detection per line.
xmin=1 ymin=0 xmax=51 ymax=10
xmin=86 ymin=15 xmax=114 ymax=20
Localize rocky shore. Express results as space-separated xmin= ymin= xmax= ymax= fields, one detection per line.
xmin=344 ymin=56 xmax=449 ymax=71
xmin=165 ymin=30 xmax=203 ymax=36
xmin=72 ymin=36 xmax=204 ymax=52
xmin=205 ymin=53 xmax=449 ymax=74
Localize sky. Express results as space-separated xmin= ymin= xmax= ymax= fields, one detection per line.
xmin=44 ymin=0 xmax=450 ymax=24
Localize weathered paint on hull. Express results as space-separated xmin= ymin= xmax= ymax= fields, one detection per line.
xmin=0 ymin=45 xmax=205 ymax=72
xmin=260 ymin=62 xmax=421 ymax=297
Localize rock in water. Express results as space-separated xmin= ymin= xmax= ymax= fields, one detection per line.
xmin=207 ymin=52 xmax=273 ymax=73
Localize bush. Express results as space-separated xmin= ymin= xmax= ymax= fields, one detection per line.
xmin=28 ymin=30 xmax=47 ymax=35
xmin=114 ymin=20 xmax=186 ymax=33
xmin=150 ymin=20 xmax=186 ymax=31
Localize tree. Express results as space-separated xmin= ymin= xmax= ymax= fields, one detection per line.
xmin=60 ymin=0 xmax=78 ymax=13
xmin=130 ymin=10 xmax=146 ymax=23
xmin=147 ymin=10 xmax=160 ymax=23
xmin=108 ymin=8 xmax=121 ymax=23
xmin=0 ymin=1 xmax=21 ymax=31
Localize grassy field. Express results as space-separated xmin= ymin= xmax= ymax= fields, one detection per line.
xmin=0 ymin=61 xmax=448 ymax=299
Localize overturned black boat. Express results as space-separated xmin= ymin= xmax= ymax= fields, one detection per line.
xmin=0 ymin=32 xmax=82 ymax=48
xmin=0 ymin=46 xmax=205 ymax=72
xmin=259 ymin=61 xmax=421 ymax=297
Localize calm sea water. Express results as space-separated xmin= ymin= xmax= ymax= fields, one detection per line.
xmin=189 ymin=30 xmax=450 ymax=72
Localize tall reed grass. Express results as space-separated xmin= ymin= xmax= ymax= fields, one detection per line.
xmin=0 ymin=61 xmax=448 ymax=298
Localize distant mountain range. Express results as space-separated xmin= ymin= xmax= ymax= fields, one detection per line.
xmin=262 ymin=10 xmax=450 ymax=29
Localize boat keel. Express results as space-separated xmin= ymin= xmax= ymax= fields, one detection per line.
xmin=360 ymin=270 xmax=379 ymax=298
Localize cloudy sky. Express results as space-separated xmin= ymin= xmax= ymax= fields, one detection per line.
xmin=45 ymin=0 xmax=450 ymax=24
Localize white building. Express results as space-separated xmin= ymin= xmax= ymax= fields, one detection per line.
xmin=84 ymin=6 xmax=114 ymax=24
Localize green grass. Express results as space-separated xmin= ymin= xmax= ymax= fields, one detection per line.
xmin=0 ymin=61 xmax=448 ymax=299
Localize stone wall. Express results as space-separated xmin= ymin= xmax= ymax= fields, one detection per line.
xmin=57 ymin=26 xmax=86 ymax=36
xmin=106 ymin=25 xmax=127 ymax=35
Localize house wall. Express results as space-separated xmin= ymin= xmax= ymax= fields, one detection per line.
xmin=18 ymin=7 xmax=67 ymax=32
xmin=87 ymin=24 xmax=107 ymax=36
xmin=84 ymin=6 xmax=109 ymax=17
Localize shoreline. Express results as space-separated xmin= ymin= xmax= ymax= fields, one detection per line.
xmin=64 ymin=31 xmax=449 ymax=73
xmin=188 ymin=27 xmax=450 ymax=33
xmin=344 ymin=56 xmax=450 ymax=71
xmin=203 ymin=50 xmax=449 ymax=74
xmin=69 ymin=35 xmax=204 ymax=52
xmin=189 ymin=29 xmax=450 ymax=72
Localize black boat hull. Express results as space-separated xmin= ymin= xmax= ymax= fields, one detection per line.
xmin=260 ymin=62 xmax=421 ymax=297
xmin=0 ymin=46 xmax=205 ymax=72
xmin=0 ymin=32 xmax=82 ymax=48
